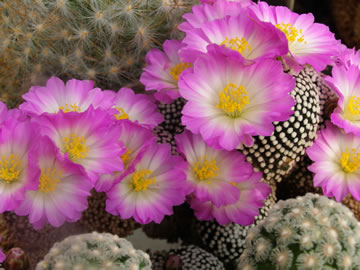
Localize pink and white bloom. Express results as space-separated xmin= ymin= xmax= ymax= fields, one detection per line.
xmin=140 ymin=40 xmax=190 ymax=103
xmin=96 ymin=120 xmax=157 ymax=192
xmin=190 ymin=171 xmax=271 ymax=225
xmin=175 ymin=131 xmax=254 ymax=207
xmin=15 ymin=137 xmax=92 ymax=230
xmin=106 ymin=88 xmax=163 ymax=128
xmin=339 ymin=47 xmax=360 ymax=69
xmin=179 ymin=10 xmax=288 ymax=63
xmin=307 ymin=122 xmax=360 ymax=202
xmin=33 ymin=107 xmax=125 ymax=183
xmin=180 ymin=0 xmax=253 ymax=32
xmin=106 ymin=143 xmax=187 ymax=224
xmin=249 ymin=1 xmax=341 ymax=72
xmin=19 ymin=77 xmax=114 ymax=116
xmin=0 ymin=121 xmax=39 ymax=212
xmin=179 ymin=46 xmax=295 ymax=150
xmin=325 ymin=64 xmax=360 ymax=136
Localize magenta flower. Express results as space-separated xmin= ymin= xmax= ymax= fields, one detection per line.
xmin=140 ymin=40 xmax=191 ymax=103
xmin=33 ymin=107 xmax=125 ymax=183
xmin=180 ymin=0 xmax=252 ymax=32
xmin=15 ymin=137 xmax=92 ymax=229
xmin=175 ymin=130 xmax=254 ymax=207
xmin=106 ymin=143 xmax=187 ymax=224
xmin=249 ymin=1 xmax=341 ymax=72
xmin=0 ymin=121 xmax=39 ymax=212
xmin=179 ymin=46 xmax=295 ymax=150
xmin=179 ymin=10 xmax=288 ymax=63
xmin=96 ymin=120 xmax=157 ymax=192
xmin=19 ymin=77 xmax=114 ymax=116
xmin=307 ymin=122 xmax=360 ymax=202
xmin=106 ymin=88 xmax=163 ymax=128
xmin=339 ymin=48 xmax=360 ymax=69
xmin=325 ymin=64 xmax=360 ymax=136
xmin=190 ymin=171 xmax=271 ymax=225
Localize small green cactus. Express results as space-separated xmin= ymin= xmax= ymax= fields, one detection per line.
xmin=0 ymin=0 xmax=199 ymax=96
xmin=237 ymin=193 xmax=360 ymax=270
xmin=36 ymin=232 xmax=152 ymax=270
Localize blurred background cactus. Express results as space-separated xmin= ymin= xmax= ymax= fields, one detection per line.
xmin=0 ymin=0 xmax=199 ymax=101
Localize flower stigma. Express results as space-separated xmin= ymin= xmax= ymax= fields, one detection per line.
xmin=275 ymin=23 xmax=306 ymax=44
xmin=63 ymin=134 xmax=89 ymax=161
xmin=39 ymin=167 xmax=62 ymax=193
xmin=115 ymin=107 xmax=129 ymax=120
xmin=192 ymin=155 xmax=219 ymax=182
xmin=121 ymin=148 xmax=132 ymax=168
xmin=0 ymin=154 xmax=22 ymax=183
xmin=217 ymin=83 xmax=249 ymax=117
xmin=130 ymin=169 xmax=156 ymax=191
xmin=220 ymin=36 xmax=252 ymax=54
xmin=169 ymin=62 xmax=192 ymax=81
xmin=340 ymin=148 xmax=360 ymax=173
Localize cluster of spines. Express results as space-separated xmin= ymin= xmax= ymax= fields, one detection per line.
xmin=237 ymin=193 xmax=360 ymax=270
xmin=0 ymin=0 xmax=198 ymax=95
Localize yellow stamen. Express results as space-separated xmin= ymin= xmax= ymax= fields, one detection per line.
xmin=0 ymin=154 xmax=22 ymax=183
xmin=57 ymin=103 xmax=81 ymax=113
xmin=340 ymin=148 xmax=360 ymax=173
xmin=121 ymin=148 xmax=132 ymax=168
xmin=216 ymin=83 xmax=249 ymax=118
xmin=169 ymin=62 xmax=192 ymax=81
xmin=130 ymin=169 xmax=156 ymax=191
xmin=115 ymin=107 xmax=129 ymax=120
xmin=345 ymin=96 xmax=360 ymax=119
xmin=192 ymin=155 xmax=219 ymax=182
xmin=220 ymin=37 xmax=252 ymax=54
xmin=63 ymin=134 xmax=89 ymax=161
xmin=275 ymin=23 xmax=306 ymax=44
xmin=39 ymin=168 xmax=62 ymax=193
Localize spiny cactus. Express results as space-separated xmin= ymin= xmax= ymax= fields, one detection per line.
xmin=0 ymin=0 xmax=199 ymax=97
xmin=238 ymin=193 xmax=360 ymax=270
xmin=36 ymin=232 xmax=152 ymax=270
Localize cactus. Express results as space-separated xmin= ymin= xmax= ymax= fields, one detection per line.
xmin=36 ymin=232 xmax=152 ymax=270
xmin=0 ymin=0 xmax=199 ymax=97
xmin=237 ymin=193 xmax=360 ymax=270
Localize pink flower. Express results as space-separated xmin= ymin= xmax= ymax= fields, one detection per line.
xmin=140 ymin=40 xmax=190 ymax=103
xmin=325 ymin=64 xmax=360 ymax=136
xmin=33 ymin=107 xmax=125 ymax=183
xmin=20 ymin=77 xmax=114 ymax=116
xmin=249 ymin=1 xmax=342 ymax=72
xmin=96 ymin=120 xmax=157 ymax=192
xmin=15 ymin=137 xmax=92 ymax=229
xmin=175 ymin=130 xmax=254 ymax=207
xmin=179 ymin=9 xmax=288 ymax=63
xmin=106 ymin=88 xmax=163 ymax=128
xmin=106 ymin=143 xmax=187 ymax=224
xmin=0 ymin=121 xmax=39 ymax=212
xmin=179 ymin=46 xmax=295 ymax=150
xmin=190 ymin=171 xmax=271 ymax=225
xmin=307 ymin=121 xmax=360 ymax=202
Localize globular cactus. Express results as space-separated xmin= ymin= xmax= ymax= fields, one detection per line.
xmin=238 ymin=193 xmax=360 ymax=270
xmin=36 ymin=232 xmax=152 ymax=270
xmin=0 ymin=0 xmax=199 ymax=97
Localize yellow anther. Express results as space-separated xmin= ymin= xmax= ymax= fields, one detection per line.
xmin=169 ymin=62 xmax=192 ymax=81
xmin=192 ymin=155 xmax=219 ymax=181
xmin=275 ymin=23 xmax=306 ymax=44
xmin=57 ymin=103 xmax=81 ymax=113
xmin=346 ymin=96 xmax=360 ymax=120
xmin=121 ymin=148 xmax=132 ymax=168
xmin=340 ymin=148 xmax=360 ymax=173
xmin=63 ymin=134 xmax=89 ymax=161
xmin=130 ymin=169 xmax=156 ymax=191
xmin=0 ymin=154 xmax=22 ymax=183
xmin=220 ymin=36 xmax=252 ymax=54
xmin=216 ymin=83 xmax=249 ymax=118
xmin=39 ymin=168 xmax=62 ymax=193
xmin=115 ymin=107 xmax=129 ymax=120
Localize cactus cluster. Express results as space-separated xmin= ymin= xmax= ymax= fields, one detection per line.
xmin=36 ymin=232 xmax=152 ymax=270
xmin=238 ymin=193 xmax=360 ymax=270
xmin=0 ymin=0 xmax=199 ymax=97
